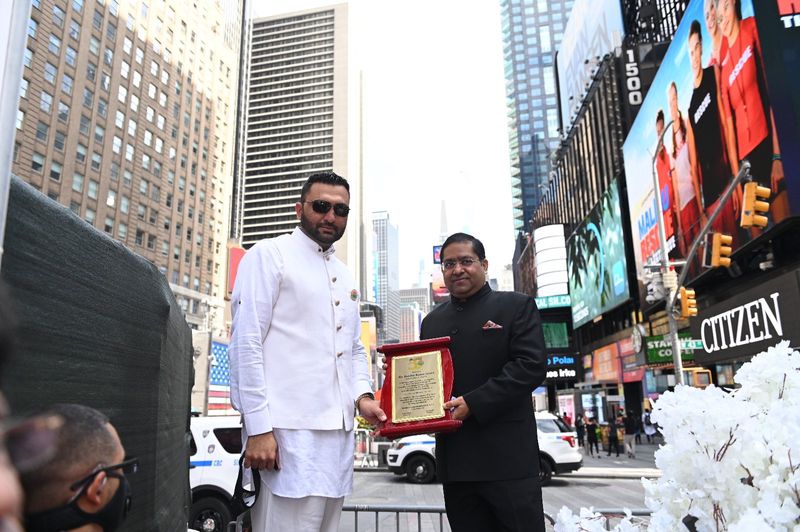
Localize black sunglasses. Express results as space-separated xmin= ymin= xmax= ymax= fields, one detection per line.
xmin=69 ymin=457 xmax=139 ymax=493
xmin=304 ymin=200 xmax=350 ymax=217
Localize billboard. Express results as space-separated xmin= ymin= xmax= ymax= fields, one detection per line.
xmin=567 ymin=179 xmax=630 ymax=328
xmin=432 ymin=245 xmax=442 ymax=264
xmin=557 ymin=0 xmax=625 ymax=128
xmin=623 ymin=0 xmax=800 ymax=306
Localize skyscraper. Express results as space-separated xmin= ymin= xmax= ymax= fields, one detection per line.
xmin=237 ymin=4 xmax=361 ymax=271
xmin=13 ymin=0 xmax=243 ymax=332
xmin=372 ymin=210 xmax=399 ymax=342
xmin=500 ymin=0 xmax=574 ymax=231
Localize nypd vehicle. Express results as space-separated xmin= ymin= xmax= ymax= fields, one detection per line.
xmin=189 ymin=415 xmax=242 ymax=532
xmin=386 ymin=411 xmax=582 ymax=485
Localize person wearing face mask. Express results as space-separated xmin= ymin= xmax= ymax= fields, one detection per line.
xmin=20 ymin=404 xmax=137 ymax=532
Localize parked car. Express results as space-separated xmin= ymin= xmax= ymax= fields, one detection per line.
xmin=386 ymin=411 xmax=582 ymax=485
xmin=189 ymin=415 xmax=242 ymax=532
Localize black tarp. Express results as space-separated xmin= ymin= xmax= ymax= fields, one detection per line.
xmin=1 ymin=176 xmax=193 ymax=531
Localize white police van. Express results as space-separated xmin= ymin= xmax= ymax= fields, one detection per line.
xmin=386 ymin=411 xmax=582 ymax=485
xmin=189 ymin=416 xmax=242 ymax=532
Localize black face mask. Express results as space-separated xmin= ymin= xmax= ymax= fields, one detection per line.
xmin=25 ymin=474 xmax=131 ymax=532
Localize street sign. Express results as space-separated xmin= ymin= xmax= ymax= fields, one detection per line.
xmin=646 ymin=333 xmax=697 ymax=364
xmin=535 ymin=294 xmax=571 ymax=309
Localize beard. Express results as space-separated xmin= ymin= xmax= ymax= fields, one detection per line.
xmin=300 ymin=211 xmax=345 ymax=246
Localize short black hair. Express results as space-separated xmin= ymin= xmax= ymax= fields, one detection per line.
xmin=656 ymin=109 xmax=665 ymax=125
xmin=441 ymin=232 xmax=486 ymax=261
xmin=20 ymin=404 xmax=118 ymax=510
xmin=689 ymin=20 xmax=702 ymax=42
xmin=299 ymin=171 xmax=350 ymax=202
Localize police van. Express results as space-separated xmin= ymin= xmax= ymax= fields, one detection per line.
xmin=189 ymin=416 xmax=242 ymax=532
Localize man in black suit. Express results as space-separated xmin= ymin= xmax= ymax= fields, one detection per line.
xmin=420 ymin=232 xmax=547 ymax=532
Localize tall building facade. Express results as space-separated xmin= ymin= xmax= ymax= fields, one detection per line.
xmin=372 ymin=210 xmax=399 ymax=342
xmin=397 ymin=287 xmax=430 ymax=315
xmin=500 ymin=0 xmax=574 ymax=231
xmin=13 ymin=0 xmax=243 ymax=332
xmin=237 ymin=4 xmax=361 ymax=271
xmin=399 ymin=302 xmax=422 ymax=343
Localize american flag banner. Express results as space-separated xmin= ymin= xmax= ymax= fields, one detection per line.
xmin=208 ymin=341 xmax=237 ymax=416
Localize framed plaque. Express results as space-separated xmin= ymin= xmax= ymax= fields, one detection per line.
xmin=374 ymin=337 xmax=462 ymax=439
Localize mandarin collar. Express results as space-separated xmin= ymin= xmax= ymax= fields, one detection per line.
xmin=292 ymin=226 xmax=336 ymax=257
xmin=450 ymin=283 xmax=491 ymax=306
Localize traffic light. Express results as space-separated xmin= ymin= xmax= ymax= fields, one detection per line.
xmin=710 ymin=233 xmax=733 ymax=268
xmin=679 ymin=287 xmax=697 ymax=319
xmin=740 ymin=182 xmax=770 ymax=228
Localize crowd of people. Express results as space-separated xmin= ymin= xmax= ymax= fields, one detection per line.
xmin=563 ymin=409 xmax=660 ymax=459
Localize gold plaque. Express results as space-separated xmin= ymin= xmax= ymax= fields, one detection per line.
xmin=391 ymin=350 xmax=445 ymax=423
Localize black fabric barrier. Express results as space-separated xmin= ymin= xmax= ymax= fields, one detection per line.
xmin=1 ymin=176 xmax=193 ymax=531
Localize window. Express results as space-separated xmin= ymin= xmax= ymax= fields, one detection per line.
xmin=69 ymin=19 xmax=80 ymax=39
xmin=100 ymin=72 xmax=110 ymax=92
xmin=127 ymin=119 xmax=136 ymax=136
xmin=130 ymin=94 xmax=139 ymax=112
xmin=36 ymin=121 xmax=50 ymax=142
xmin=76 ymin=143 xmax=86 ymax=162
xmin=120 ymin=196 xmax=129 ymax=213
xmin=103 ymin=48 xmax=113 ymax=66
xmin=72 ymin=173 xmax=84 ymax=192
xmin=106 ymin=189 xmax=116 ymax=208
xmin=48 ymin=34 xmax=61 ymax=55
xmin=139 ymin=179 xmax=149 ymax=195
xmin=40 ymin=91 xmax=53 ymax=113
xmin=121 ymin=61 xmax=129 ymax=79
xmin=61 ymin=74 xmax=73 ymax=95
xmin=125 ymin=144 xmax=134 ymax=161
xmin=58 ymin=101 xmax=69 ymax=122
xmin=123 ymin=170 xmax=132 ymax=187
xmin=148 ymin=209 xmax=157 ymax=225
xmin=86 ymin=62 xmax=96 ymax=81
xmin=141 ymin=153 xmax=150 ymax=170
xmin=28 ymin=18 xmax=38 ymax=39
xmin=85 ymin=208 xmax=95 ymax=225
xmin=156 ymin=115 xmax=165 ymax=130
xmin=44 ymin=63 xmax=57 ymax=84
xmin=89 ymin=36 xmax=99 ymax=55
xmin=19 ymin=78 xmax=28 ymax=98
xmin=106 ymin=23 xmax=116 ymax=41
xmin=69 ymin=201 xmax=80 ymax=215
xmin=155 ymin=138 xmax=163 ymax=153
xmin=135 ymin=47 xmax=143 ymax=64
xmin=97 ymin=98 xmax=107 ymax=118
xmin=91 ymin=152 xmax=102 ymax=171
xmin=24 ymin=48 xmax=33 ymax=68
xmin=118 ymin=222 xmax=127 ymax=239
xmin=147 ymin=84 xmax=156 ymax=99
xmin=158 ymin=92 xmax=167 ymax=107
xmin=137 ymin=204 xmax=146 ymax=220
xmin=15 ymin=110 xmax=24 ymax=130
xmin=94 ymin=125 xmax=105 ymax=143
xmin=150 ymin=61 xmax=158 ymax=75
xmin=92 ymin=9 xmax=103 ymax=30
xmin=161 ymin=241 xmax=169 ymax=256
xmin=146 ymin=106 xmax=154 ymax=121
xmin=112 ymin=135 xmax=122 ymax=153
xmin=104 ymin=217 xmax=114 ymax=234
xmin=88 ymin=179 xmax=98 ymax=199
xmin=110 ymin=162 xmax=119 ymax=180
xmin=118 ymin=85 xmax=127 ymax=103
xmin=147 ymin=234 xmax=156 ymax=249
xmin=79 ymin=114 xmax=90 ymax=135
xmin=32 ymin=152 xmax=45 ymax=172
xmin=83 ymin=88 xmax=93 ymax=108
xmin=65 ymin=46 xmax=77 ymax=66
xmin=115 ymin=110 xmax=125 ymax=128
xmin=49 ymin=161 xmax=62 ymax=181
xmin=132 ymin=71 xmax=141 ymax=88
xmin=72 ymin=0 xmax=83 ymax=13
xmin=52 ymin=5 xmax=65 ymax=27
xmin=54 ymin=131 xmax=66 ymax=151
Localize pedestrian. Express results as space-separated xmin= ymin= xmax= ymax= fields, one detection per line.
xmin=643 ymin=409 xmax=657 ymax=444
xmin=585 ymin=417 xmax=600 ymax=458
xmin=607 ymin=417 xmax=621 ymax=457
xmin=575 ymin=414 xmax=586 ymax=448
xmin=623 ymin=411 xmax=637 ymax=459
xmin=229 ymin=172 xmax=386 ymax=532
xmin=21 ymin=404 xmax=137 ymax=532
xmin=562 ymin=411 xmax=572 ymax=427
xmin=420 ymin=232 xmax=547 ymax=532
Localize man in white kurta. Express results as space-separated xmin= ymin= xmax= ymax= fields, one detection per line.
xmin=229 ymin=173 xmax=385 ymax=532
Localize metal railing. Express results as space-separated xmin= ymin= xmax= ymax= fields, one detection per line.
xmin=340 ymin=504 xmax=651 ymax=532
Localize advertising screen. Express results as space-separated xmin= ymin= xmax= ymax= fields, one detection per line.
xmin=623 ymin=0 xmax=800 ymax=306
xmin=567 ymin=179 xmax=630 ymax=328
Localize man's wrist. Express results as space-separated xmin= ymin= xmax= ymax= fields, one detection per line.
xmin=355 ymin=392 xmax=374 ymax=411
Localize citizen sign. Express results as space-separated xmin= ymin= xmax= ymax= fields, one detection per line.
xmin=691 ymin=271 xmax=800 ymax=364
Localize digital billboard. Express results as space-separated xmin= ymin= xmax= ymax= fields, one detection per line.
xmin=623 ymin=0 xmax=800 ymax=306
xmin=567 ymin=179 xmax=630 ymax=328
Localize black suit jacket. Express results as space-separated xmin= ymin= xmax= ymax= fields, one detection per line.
xmin=420 ymin=284 xmax=546 ymax=483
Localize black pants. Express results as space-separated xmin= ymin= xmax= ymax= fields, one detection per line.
xmin=587 ymin=439 xmax=599 ymax=455
xmin=607 ymin=439 xmax=620 ymax=456
xmin=443 ymin=477 xmax=545 ymax=532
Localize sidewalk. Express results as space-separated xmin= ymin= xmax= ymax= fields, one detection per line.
xmin=566 ymin=441 xmax=662 ymax=479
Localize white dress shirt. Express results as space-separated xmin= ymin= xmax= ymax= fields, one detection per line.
xmin=229 ymin=227 xmax=373 ymax=436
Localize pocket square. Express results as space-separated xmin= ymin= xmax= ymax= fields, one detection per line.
xmin=482 ymin=320 xmax=503 ymax=330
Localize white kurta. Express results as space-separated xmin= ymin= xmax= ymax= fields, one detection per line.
xmin=229 ymin=227 xmax=373 ymax=499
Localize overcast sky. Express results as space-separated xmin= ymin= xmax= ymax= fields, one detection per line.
xmin=253 ymin=1 xmax=515 ymax=288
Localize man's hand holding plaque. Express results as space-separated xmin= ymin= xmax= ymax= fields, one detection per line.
xmin=374 ymin=337 xmax=462 ymax=439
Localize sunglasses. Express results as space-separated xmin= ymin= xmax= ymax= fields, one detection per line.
xmin=69 ymin=457 xmax=139 ymax=494
xmin=304 ymin=200 xmax=350 ymax=217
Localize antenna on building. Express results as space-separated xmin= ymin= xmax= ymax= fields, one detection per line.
xmin=439 ymin=200 xmax=448 ymax=242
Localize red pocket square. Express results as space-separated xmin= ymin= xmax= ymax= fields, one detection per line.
xmin=482 ymin=320 xmax=503 ymax=330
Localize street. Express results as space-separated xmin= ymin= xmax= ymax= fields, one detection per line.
xmin=340 ymin=444 xmax=659 ymax=531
